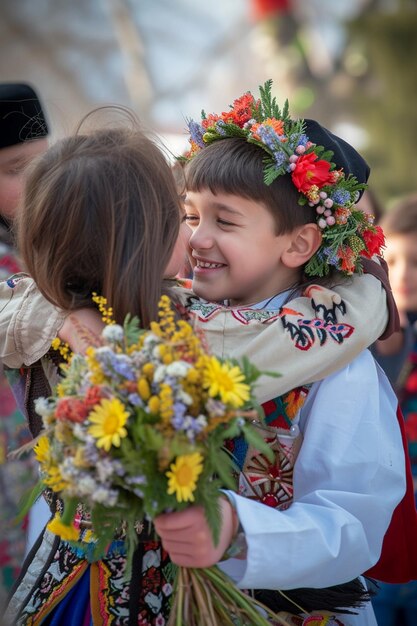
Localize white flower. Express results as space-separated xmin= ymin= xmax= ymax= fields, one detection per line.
xmin=153 ymin=365 xmax=167 ymax=383
xmin=73 ymin=423 xmax=89 ymax=440
xmin=96 ymin=459 xmax=115 ymax=482
xmin=195 ymin=415 xmax=207 ymax=429
xmin=78 ymin=476 xmax=98 ymax=496
xmin=92 ymin=487 xmax=118 ymax=506
xmin=34 ymin=397 xmax=54 ymax=418
xmin=177 ymin=389 xmax=192 ymax=406
xmin=144 ymin=333 xmax=159 ymax=347
xmin=59 ymin=459 xmax=78 ymax=480
xmin=102 ymin=324 xmax=124 ymax=343
xmin=166 ymin=361 xmax=190 ymax=378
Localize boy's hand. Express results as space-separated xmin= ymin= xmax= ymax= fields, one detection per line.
xmin=154 ymin=497 xmax=237 ymax=568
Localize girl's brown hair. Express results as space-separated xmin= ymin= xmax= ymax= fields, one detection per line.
xmin=185 ymin=137 xmax=316 ymax=234
xmin=18 ymin=121 xmax=181 ymax=327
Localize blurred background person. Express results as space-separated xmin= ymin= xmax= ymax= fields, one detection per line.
xmin=0 ymin=82 xmax=50 ymax=604
xmin=372 ymin=193 xmax=417 ymax=626
xmin=356 ymin=187 xmax=384 ymax=224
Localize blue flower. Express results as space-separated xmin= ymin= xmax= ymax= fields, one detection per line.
xmin=257 ymin=124 xmax=282 ymax=151
xmin=128 ymin=393 xmax=143 ymax=407
xmin=215 ymin=120 xmax=227 ymax=136
xmin=322 ymin=247 xmax=339 ymax=266
xmin=112 ymin=355 xmax=136 ymax=381
xmin=171 ymin=414 xmax=185 ymax=430
xmin=188 ymin=120 xmax=205 ymax=147
xmin=273 ymin=150 xmax=287 ymax=168
xmin=331 ymin=189 xmax=351 ymax=206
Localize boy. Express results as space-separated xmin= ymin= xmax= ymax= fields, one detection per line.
xmin=153 ymin=83 xmax=409 ymax=625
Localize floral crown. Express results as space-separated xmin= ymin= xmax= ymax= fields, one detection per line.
xmin=184 ymin=80 xmax=384 ymax=277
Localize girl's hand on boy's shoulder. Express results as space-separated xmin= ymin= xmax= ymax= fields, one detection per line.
xmin=154 ymin=497 xmax=237 ymax=568
xmin=58 ymin=308 xmax=104 ymax=354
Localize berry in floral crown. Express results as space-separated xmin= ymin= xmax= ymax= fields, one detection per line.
xmin=183 ymin=80 xmax=385 ymax=277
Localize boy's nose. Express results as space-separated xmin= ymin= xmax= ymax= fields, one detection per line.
xmin=189 ymin=226 xmax=213 ymax=251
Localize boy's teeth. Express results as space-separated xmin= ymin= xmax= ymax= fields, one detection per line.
xmin=197 ymin=261 xmax=222 ymax=268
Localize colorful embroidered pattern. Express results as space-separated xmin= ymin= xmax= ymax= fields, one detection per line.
xmin=12 ymin=538 xmax=174 ymax=626
xmin=230 ymin=389 xmax=309 ymax=510
xmin=185 ymin=295 xmax=354 ymax=351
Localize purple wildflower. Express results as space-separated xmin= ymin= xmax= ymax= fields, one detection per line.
xmin=273 ymin=150 xmax=287 ymax=168
xmin=256 ymin=124 xmax=281 ymax=151
xmin=322 ymin=247 xmax=339 ymax=266
xmin=171 ymin=414 xmax=185 ymax=431
xmin=111 ymin=355 xmax=136 ymax=381
xmin=188 ymin=120 xmax=205 ymax=148
xmin=215 ymin=120 xmax=227 ymax=136
xmin=128 ymin=393 xmax=143 ymax=407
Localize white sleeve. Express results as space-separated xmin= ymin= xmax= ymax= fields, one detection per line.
xmin=0 ymin=276 xmax=67 ymax=367
xmin=220 ymin=351 xmax=406 ymax=590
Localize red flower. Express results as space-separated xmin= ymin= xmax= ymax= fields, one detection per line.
xmin=84 ymin=386 xmax=104 ymax=408
xmin=337 ymin=245 xmax=356 ymax=274
xmin=55 ymin=398 xmax=89 ymax=423
xmin=291 ymin=152 xmax=334 ymax=194
xmin=361 ymin=225 xmax=386 ymax=258
xmin=226 ymin=93 xmax=258 ymax=127
xmin=202 ymin=113 xmax=220 ymax=130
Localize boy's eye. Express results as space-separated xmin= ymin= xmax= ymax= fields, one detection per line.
xmin=184 ymin=215 xmax=200 ymax=227
xmin=217 ymin=218 xmax=235 ymax=227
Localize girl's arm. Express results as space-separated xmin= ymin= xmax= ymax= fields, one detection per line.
xmin=0 ymin=263 xmax=394 ymax=392
xmin=188 ymin=269 xmax=393 ymax=403
xmin=0 ymin=275 xmax=68 ymax=367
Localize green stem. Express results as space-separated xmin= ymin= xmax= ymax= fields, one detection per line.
xmin=61 ymin=497 xmax=78 ymax=526
xmin=188 ymin=569 xmax=217 ymax=626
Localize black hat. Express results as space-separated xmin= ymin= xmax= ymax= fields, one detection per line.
xmin=304 ymin=119 xmax=370 ymax=199
xmin=0 ymin=83 xmax=49 ymax=150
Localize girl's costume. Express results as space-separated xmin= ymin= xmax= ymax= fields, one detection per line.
xmin=0 ymin=275 xmax=414 ymax=626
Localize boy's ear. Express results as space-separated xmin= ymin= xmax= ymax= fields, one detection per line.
xmin=281 ymin=223 xmax=322 ymax=268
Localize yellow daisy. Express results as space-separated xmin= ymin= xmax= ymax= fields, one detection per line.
xmin=34 ymin=435 xmax=51 ymax=466
xmin=47 ymin=515 xmax=79 ymax=542
xmin=203 ymin=357 xmax=250 ymax=408
xmin=88 ymin=398 xmax=129 ymax=451
xmin=166 ymin=452 xmax=204 ymax=502
xmin=44 ymin=466 xmax=69 ymax=492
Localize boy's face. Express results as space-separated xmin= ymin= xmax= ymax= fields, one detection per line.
xmin=384 ymin=231 xmax=417 ymax=313
xmin=0 ymin=138 xmax=48 ymax=220
xmin=185 ymin=188 xmax=300 ymax=306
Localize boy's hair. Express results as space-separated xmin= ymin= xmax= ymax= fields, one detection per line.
xmin=381 ymin=193 xmax=417 ymax=236
xmin=185 ymin=137 xmax=314 ymax=235
xmin=183 ymin=81 xmax=384 ymax=278
xmin=18 ymin=123 xmax=181 ymax=327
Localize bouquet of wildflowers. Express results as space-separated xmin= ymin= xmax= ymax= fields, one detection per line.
xmin=32 ymin=294 xmax=285 ymax=626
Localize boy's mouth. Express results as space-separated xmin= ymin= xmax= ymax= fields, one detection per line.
xmin=193 ymin=257 xmax=226 ymax=270
xmin=196 ymin=260 xmax=224 ymax=269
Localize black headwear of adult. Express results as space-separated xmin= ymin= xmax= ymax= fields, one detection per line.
xmin=304 ymin=119 xmax=370 ymax=200
xmin=0 ymin=82 xmax=49 ymax=149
